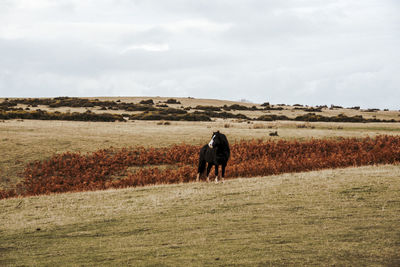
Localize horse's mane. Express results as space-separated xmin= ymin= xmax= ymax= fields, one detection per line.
xmin=220 ymin=133 xmax=229 ymax=146
xmin=217 ymin=132 xmax=230 ymax=152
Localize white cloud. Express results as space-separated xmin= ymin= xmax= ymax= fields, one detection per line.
xmin=164 ymin=19 xmax=232 ymax=33
xmin=120 ymin=44 xmax=170 ymax=53
xmin=0 ymin=0 xmax=399 ymax=109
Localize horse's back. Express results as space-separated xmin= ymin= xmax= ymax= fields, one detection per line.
xmin=199 ymin=144 xmax=208 ymax=155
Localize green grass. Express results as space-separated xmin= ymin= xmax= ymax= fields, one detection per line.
xmin=1 ymin=165 xmax=400 ymax=266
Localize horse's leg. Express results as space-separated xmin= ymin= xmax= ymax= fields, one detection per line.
xmin=221 ymin=163 xmax=226 ymax=183
xmin=206 ymin=163 xmax=213 ymax=182
xmin=215 ymin=164 xmax=219 ymax=183
xmin=196 ymin=162 xmax=204 ymax=182
xmin=197 ymin=157 xmax=206 ymax=182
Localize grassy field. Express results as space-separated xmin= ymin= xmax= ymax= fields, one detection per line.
xmin=1 ymin=97 xmax=400 ymax=265
xmin=2 ymin=118 xmax=400 ymax=189
xmin=1 ymin=165 xmax=399 ymax=266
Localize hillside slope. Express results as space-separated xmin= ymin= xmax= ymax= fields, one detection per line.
xmin=1 ymin=165 xmax=399 ymax=266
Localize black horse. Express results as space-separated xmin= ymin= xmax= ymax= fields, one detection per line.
xmin=196 ymin=131 xmax=230 ymax=183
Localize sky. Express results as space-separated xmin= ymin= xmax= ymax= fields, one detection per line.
xmin=0 ymin=0 xmax=399 ymax=109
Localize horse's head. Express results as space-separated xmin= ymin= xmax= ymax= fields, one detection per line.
xmin=208 ymin=131 xmax=223 ymax=149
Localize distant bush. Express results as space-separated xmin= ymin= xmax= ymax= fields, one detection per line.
xmin=165 ymin=98 xmax=181 ymax=104
xmin=122 ymin=104 xmax=158 ymax=112
xmin=4 ymin=97 xmax=161 ymax=113
xmin=221 ymin=105 xmax=231 ymax=111
xmin=294 ymin=107 xmax=322 ymax=112
xmin=158 ymin=108 xmax=187 ymax=115
xmin=193 ymin=110 xmax=250 ymax=120
xmin=255 ymin=113 xmax=398 ymax=123
xmin=221 ymin=104 xmax=260 ymax=111
xmin=263 ymin=106 xmax=284 ymax=111
xmin=195 ymin=105 xmax=222 ymax=112
xmin=257 ymin=114 xmax=290 ymax=121
xmin=363 ymin=108 xmax=380 ymax=112
xmin=130 ymin=111 xmax=211 ymax=121
xmin=294 ymin=113 xmax=396 ymax=123
xmin=305 ymin=108 xmax=322 ymax=112
xmin=139 ymin=99 xmax=154 ymax=105
xmin=0 ymin=110 xmax=125 ymax=122
xmin=295 ymin=113 xmax=363 ymax=122
xmin=6 ymin=97 xmax=119 ymax=109
xmin=226 ymin=104 xmax=250 ymax=110
xmin=330 ymin=104 xmax=343 ymax=109
xmin=0 ymin=100 xmax=18 ymax=110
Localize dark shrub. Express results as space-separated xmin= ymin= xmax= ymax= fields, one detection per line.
xmin=257 ymin=114 xmax=290 ymax=121
xmin=193 ymin=110 xmax=250 ymax=120
xmin=158 ymin=108 xmax=187 ymax=115
xmin=222 ymin=105 xmax=231 ymax=111
xmin=165 ymin=98 xmax=181 ymax=104
xmin=293 ymin=113 xmax=383 ymax=123
xmin=130 ymin=111 xmax=211 ymax=121
xmin=304 ymin=108 xmax=322 ymax=112
xmin=363 ymin=108 xmax=380 ymax=112
xmin=227 ymin=104 xmax=249 ymax=110
xmin=123 ymin=104 xmax=158 ymax=112
xmin=263 ymin=106 xmax=284 ymax=111
xmin=0 ymin=110 xmax=125 ymax=122
xmin=317 ymin=105 xmax=328 ymax=109
xmin=195 ymin=105 xmax=221 ymax=111
xmin=330 ymin=104 xmax=343 ymax=109
xmin=139 ymin=99 xmax=154 ymax=105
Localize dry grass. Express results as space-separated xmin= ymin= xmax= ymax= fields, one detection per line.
xmin=1 ymin=97 xmax=399 ymax=265
xmin=1 ymin=165 xmax=399 ymax=266
xmin=2 ymin=119 xmax=400 ymax=189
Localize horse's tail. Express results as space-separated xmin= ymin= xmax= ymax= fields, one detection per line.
xmin=198 ymin=159 xmax=206 ymax=174
xmin=197 ymin=145 xmax=207 ymax=174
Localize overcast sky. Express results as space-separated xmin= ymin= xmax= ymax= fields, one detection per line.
xmin=0 ymin=0 xmax=399 ymax=109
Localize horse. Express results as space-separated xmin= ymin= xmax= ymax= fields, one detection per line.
xmin=196 ymin=131 xmax=230 ymax=183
